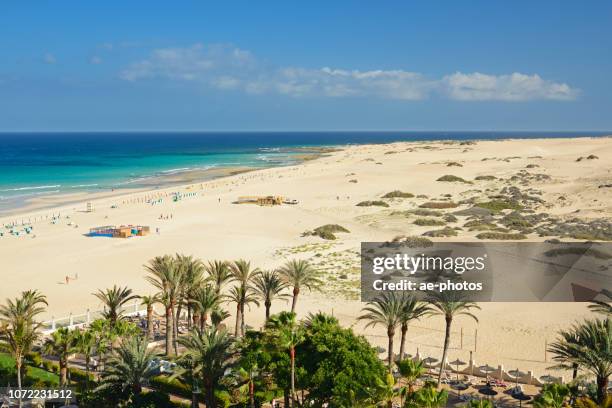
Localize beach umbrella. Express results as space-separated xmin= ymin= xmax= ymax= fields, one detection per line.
xmin=478 ymin=386 xmax=498 ymax=400
xmin=449 ymin=358 xmax=467 ymax=380
xmin=539 ymin=374 xmax=557 ymax=384
xmin=422 ymin=357 xmax=439 ymax=368
xmin=511 ymin=392 xmax=531 ymax=408
xmin=451 ymin=381 xmax=469 ymax=397
xmin=479 ymin=364 xmax=496 ymax=382
xmin=508 ymin=369 xmax=527 ymax=387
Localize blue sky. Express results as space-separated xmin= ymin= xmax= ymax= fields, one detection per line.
xmin=1 ymin=1 xmax=611 ymax=131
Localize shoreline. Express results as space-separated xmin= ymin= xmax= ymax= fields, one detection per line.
xmin=1 ymin=135 xmax=609 ymax=221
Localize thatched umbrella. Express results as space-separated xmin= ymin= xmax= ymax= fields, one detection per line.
xmin=511 ymin=392 xmax=531 ymax=407
xmin=449 ymin=358 xmax=467 ymax=380
xmin=508 ymin=368 xmax=527 ymax=388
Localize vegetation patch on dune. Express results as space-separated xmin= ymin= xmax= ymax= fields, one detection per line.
xmin=476 ymin=232 xmax=527 ymax=240
xmin=437 ymin=174 xmax=471 ymax=183
xmin=419 ymin=201 xmax=458 ymax=209
xmin=410 ymin=209 xmax=442 ymax=217
xmin=381 ymin=190 xmax=414 ymax=198
xmin=475 ymin=199 xmax=523 ymax=213
xmin=388 ymin=235 xmax=434 ymax=247
xmin=474 ymin=175 xmax=497 ymax=181
xmin=423 ymin=227 xmax=458 ymax=237
xmin=446 ymin=162 xmax=463 ymax=167
xmin=414 ymin=218 xmax=446 ymax=226
xmin=304 ymin=224 xmax=350 ymax=240
xmin=356 ymin=200 xmax=389 ymax=208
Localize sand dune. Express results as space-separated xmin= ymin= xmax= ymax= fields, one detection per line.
xmin=1 ymin=136 xmax=610 ymax=379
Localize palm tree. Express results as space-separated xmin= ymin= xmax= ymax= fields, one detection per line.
xmin=93 ymin=285 xmax=138 ymax=329
xmin=230 ymin=260 xmax=260 ymax=336
xmin=211 ymin=307 xmax=230 ymax=328
xmin=97 ymin=335 xmax=159 ymax=401
xmin=74 ymin=329 xmax=96 ymax=391
xmin=359 ymin=292 xmax=403 ymax=373
xmin=426 ymin=291 xmax=480 ymax=387
xmin=145 ymin=255 xmax=183 ymax=356
xmin=278 ymin=259 xmax=321 ymax=314
xmin=407 ymin=384 xmax=448 ymax=408
xmin=206 ymin=260 xmax=232 ymax=296
xmin=252 ymin=270 xmax=289 ymax=321
xmin=190 ymin=285 xmax=220 ymax=330
xmin=548 ymin=318 xmax=611 ymax=403
xmin=575 ymin=395 xmax=612 ymax=408
xmin=589 ymin=290 xmax=612 ymax=317
xmin=373 ymin=373 xmax=401 ymax=408
xmin=397 ymin=358 xmax=426 ymax=396
xmin=43 ymin=327 xmax=77 ymax=386
xmin=226 ymin=285 xmax=259 ymax=337
xmin=533 ymin=383 xmax=571 ymax=408
xmin=139 ymin=294 xmax=159 ymax=340
xmin=175 ymin=254 xmax=204 ymax=334
xmin=177 ymin=326 xmax=235 ymax=408
xmin=467 ymin=399 xmax=494 ymax=408
xmin=398 ymin=294 xmax=430 ymax=361
xmin=266 ymin=312 xmax=304 ymax=408
xmin=0 ymin=290 xmax=47 ymax=401
xmin=302 ymin=311 xmax=339 ymax=330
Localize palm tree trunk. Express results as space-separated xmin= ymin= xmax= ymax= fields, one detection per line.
xmin=173 ymin=304 xmax=180 ymax=354
xmin=291 ymin=287 xmax=299 ymax=313
xmin=597 ymin=375 xmax=609 ymax=403
xmin=16 ymin=357 xmax=22 ymax=408
xmin=265 ymin=301 xmax=271 ymax=321
xmin=187 ymin=305 xmax=192 ymax=329
xmin=437 ymin=316 xmax=452 ymax=387
xmin=234 ymin=304 xmax=241 ymax=336
xmin=249 ymin=381 xmax=255 ymax=408
xmin=387 ymin=328 xmax=395 ymax=373
xmin=399 ymin=322 xmax=408 ymax=361
xmin=191 ymin=390 xmax=199 ymax=408
xmin=290 ymin=346 xmax=296 ymax=408
xmin=146 ymin=305 xmax=154 ymax=340
xmin=206 ymin=382 xmax=216 ymax=408
xmin=240 ymin=302 xmax=246 ymax=336
xmin=60 ymin=360 xmax=67 ymax=387
xmin=165 ymin=305 xmax=174 ymax=356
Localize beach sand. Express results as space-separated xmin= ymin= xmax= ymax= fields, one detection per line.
xmin=1 ymin=136 xmax=610 ymax=379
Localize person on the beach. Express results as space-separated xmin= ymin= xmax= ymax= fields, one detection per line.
xmin=65 ymin=275 xmax=69 ymax=284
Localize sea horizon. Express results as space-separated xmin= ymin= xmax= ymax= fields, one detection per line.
xmin=1 ymin=130 xmax=610 ymax=214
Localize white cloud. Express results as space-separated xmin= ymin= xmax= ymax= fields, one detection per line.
xmin=43 ymin=53 xmax=56 ymax=64
xmin=89 ymin=56 xmax=103 ymax=65
xmin=443 ymin=72 xmax=578 ymax=101
xmin=119 ymin=44 xmax=578 ymax=102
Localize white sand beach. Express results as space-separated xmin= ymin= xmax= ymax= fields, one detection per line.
xmin=1 ymin=136 xmax=610 ymax=379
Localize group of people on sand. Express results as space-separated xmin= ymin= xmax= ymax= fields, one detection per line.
xmin=158 ymin=213 xmax=174 ymax=220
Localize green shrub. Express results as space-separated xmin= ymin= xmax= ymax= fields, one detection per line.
xmin=414 ymin=218 xmax=446 ymax=226
xmin=382 ymin=190 xmax=414 ymax=198
xmin=423 ymin=227 xmax=458 ymax=237
xmin=475 ymin=200 xmax=522 ymax=213
xmin=304 ymin=224 xmax=350 ymax=240
xmin=436 ymin=175 xmax=471 ymax=183
xmin=475 ymin=175 xmax=497 ymax=181
xmin=409 ymin=209 xmax=442 ymax=217
xmin=446 ymin=162 xmax=463 ymax=167
xmin=419 ymin=201 xmax=458 ymax=209
xmin=150 ymin=375 xmax=192 ymax=400
xmin=356 ymin=200 xmax=389 ymax=208
xmin=25 ymin=351 xmax=43 ymax=368
xmin=390 ymin=236 xmax=434 ymax=248
xmin=476 ymin=232 xmax=527 ymax=240
xmin=443 ymin=214 xmax=458 ymax=223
